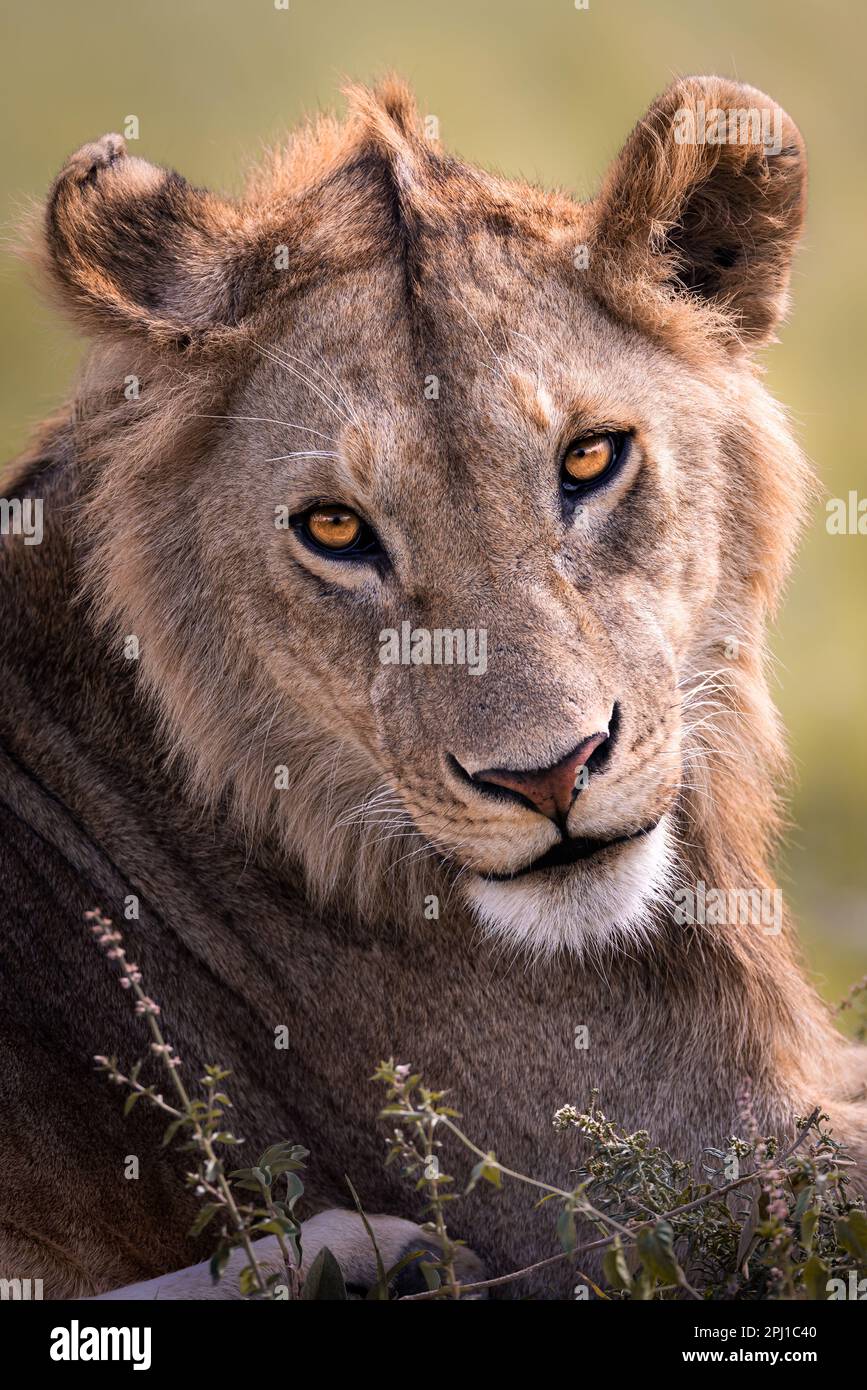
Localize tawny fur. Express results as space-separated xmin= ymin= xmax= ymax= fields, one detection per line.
xmin=1 ymin=75 xmax=864 ymax=1299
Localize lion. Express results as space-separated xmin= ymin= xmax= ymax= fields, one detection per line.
xmin=0 ymin=74 xmax=864 ymax=1300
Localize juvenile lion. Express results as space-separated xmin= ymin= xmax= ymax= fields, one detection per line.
xmin=1 ymin=75 xmax=864 ymax=1299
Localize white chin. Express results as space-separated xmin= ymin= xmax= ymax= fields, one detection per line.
xmin=461 ymin=817 xmax=673 ymax=961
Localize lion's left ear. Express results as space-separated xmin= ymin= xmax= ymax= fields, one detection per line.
xmin=41 ymin=134 xmax=266 ymax=351
xmin=591 ymin=76 xmax=807 ymax=346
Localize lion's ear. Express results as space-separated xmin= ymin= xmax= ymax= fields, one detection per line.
xmin=42 ymin=134 xmax=261 ymax=350
xmin=592 ymin=76 xmax=807 ymax=345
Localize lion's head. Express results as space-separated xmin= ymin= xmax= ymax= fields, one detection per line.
xmin=39 ymin=75 xmax=809 ymax=957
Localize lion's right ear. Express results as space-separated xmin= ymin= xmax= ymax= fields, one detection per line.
xmin=41 ymin=134 xmax=264 ymax=350
xmin=590 ymin=77 xmax=807 ymax=347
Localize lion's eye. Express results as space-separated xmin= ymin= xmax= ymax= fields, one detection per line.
xmin=305 ymin=506 xmax=362 ymax=550
xmin=297 ymin=504 xmax=382 ymax=562
xmin=562 ymin=434 xmax=616 ymax=484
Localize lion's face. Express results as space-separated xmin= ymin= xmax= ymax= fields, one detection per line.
xmin=208 ymin=256 xmax=739 ymax=953
xmin=48 ymin=76 xmax=807 ymax=955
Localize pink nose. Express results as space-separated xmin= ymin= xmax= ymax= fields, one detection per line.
xmin=470 ymin=733 xmax=609 ymax=822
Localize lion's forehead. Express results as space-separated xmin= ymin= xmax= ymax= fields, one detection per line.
xmin=243 ymin=258 xmax=723 ymax=484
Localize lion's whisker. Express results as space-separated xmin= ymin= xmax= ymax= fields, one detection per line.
xmin=251 ymin=342 xmax=350 ymax=424
xmin=192 ymin=412 xmax=335 ymax=444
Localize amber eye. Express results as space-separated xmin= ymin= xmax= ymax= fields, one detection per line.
xmin=305 ymin=506 xmax=363 ymax=551
xmin=297 ymin=504 xmax=383 ymax=562
xmin=562 ymin=434 xmax=616 ymax=483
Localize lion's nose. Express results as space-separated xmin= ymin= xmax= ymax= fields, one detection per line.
xmin=465 ymin=731 xmax=609 ymax=824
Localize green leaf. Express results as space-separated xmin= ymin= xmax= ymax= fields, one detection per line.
xmin=282 ymin=1170 xmax=304 ymax=1210
xmin=268 ymin=1157 xmax=307 ymax=1178
xmin=629 ymin=1271 xmax=654 ymax=1300
xmin=556 ymin=1208 xmax=577 ymax=1253
xmin=239 ymin=1263 xmax=262 ymax=1298
xmin=252 ymin=1216 xmax=298 ymax=1238
xmin=636 ymin=1221 xmax=684 ymax=1287
xmin=209 ymin=1243 xmax=231 ymax=1284
xmin=161 ymin=1117 xmax=186 ymax=1148
xmin=800 ymin=1200 xmax=821 ymax=1253
xmin=123 ymin=1091 xmax=142 ymax=1117
xmin=301 ymin=1246 xmax=348 ymax=1300
xmin=793 ymin=1184 xmax=816 ymax=1222
xmin=189 ymin=1203 xmax=221 ymax=1237
xmin=259 ymin=1142 xmax=308 ymax=1169
xmin=420 ymin=1261 xmax=441 ymax=1292
xmin=736 ymin=1191 xmax=762 ymax=1274
xmin=802 ymin=1253 xmax=830 ymax=1301
xmin=836 ymin=1210 xmax=867 ymax=1263
xmin=465 ymin=1152 xmax=503 ymax=1193
xmin=602 ymin=1236 xmax=632 ymax=1292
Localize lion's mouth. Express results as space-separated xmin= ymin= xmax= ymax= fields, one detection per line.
xmin=482 ymin=818 xmax=662 ymax=882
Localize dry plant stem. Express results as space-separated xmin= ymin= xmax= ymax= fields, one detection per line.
xmin=107 ymin=1071 xmax=183 ymax=1120
xmin=399 ymin=1107 xmax=821 ymax=1301
xmin=92 ymin=916 xmax=271 ymax=1299
xmin=425 ymin=1121 xmax=459 ymax=1298
xmin=438 ymin=1112 xmax=636 ymax=1239
xmin=257 ymin=1180 xmax=301 ymax=1296
xmin=399 ymin=1233 xmax=616 ymax=1300
xmin=137 ymin=993 xmax=270 ymax=1298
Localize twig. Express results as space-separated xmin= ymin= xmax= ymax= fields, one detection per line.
xmin=399 ymin=1107 xmax=822 ymax=1301
xmin=88 ymin=912 xmax=270 ymax=1298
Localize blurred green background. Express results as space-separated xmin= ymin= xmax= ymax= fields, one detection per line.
xmin=1 ymin=0 xmax=864 ymax=1012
